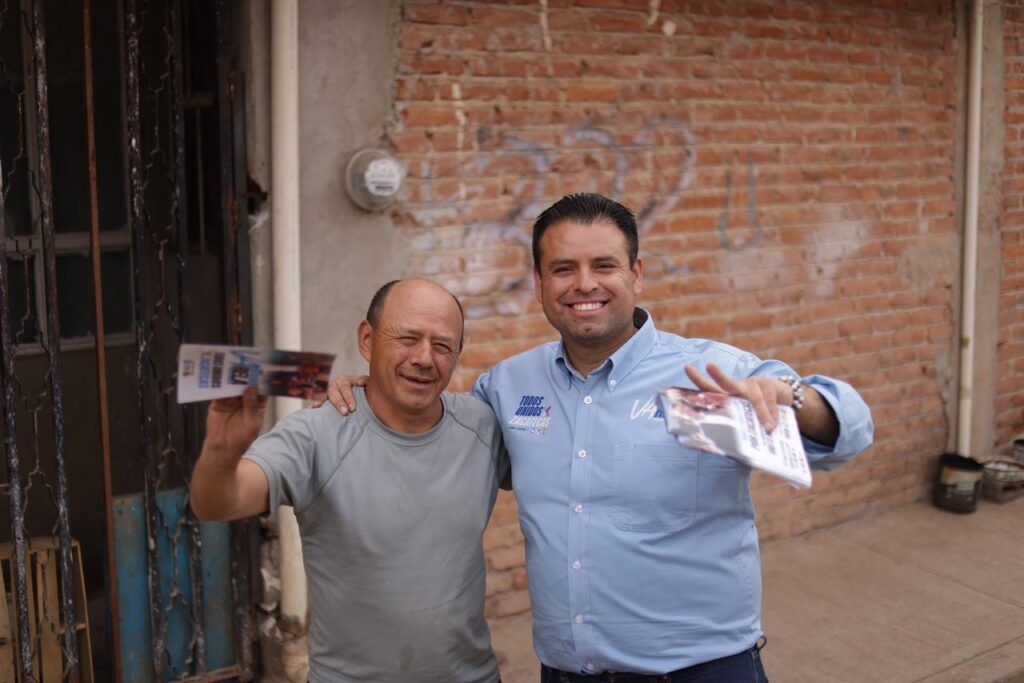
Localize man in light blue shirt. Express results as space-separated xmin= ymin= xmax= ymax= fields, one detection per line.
xmin=330 ymin=194 xmax=873 ymax=681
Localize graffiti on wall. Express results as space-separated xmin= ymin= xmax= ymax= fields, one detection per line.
xmin=398 ymin=117 xmax=761 ymax=316
xmin=718 ymin=155 xmax=763 ymax=252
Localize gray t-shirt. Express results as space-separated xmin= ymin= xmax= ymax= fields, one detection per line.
xmin=244 ymin=388 xmax=508 ymax=683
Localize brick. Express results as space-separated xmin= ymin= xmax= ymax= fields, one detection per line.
xmin=685 ymin=319 xmax=729 ymax=339
xmin=485 ymin=590 xmax=532 ymax=618
xmin=485 ymin=570 xmax=517 ymax=597
xmin=474 ymin=6 xmax=538 ymax=29
xmin=400 ymin=103 xmax=458 ymax=127
xmin=564 ymin=83 xmax=619 ymax=103
xmin=743 ymin=22 xmax=785 ymax=40
xmin=590 ymin=11 xmax=650 ymax=33
xmin=484 ymin=521 xmax=524 ymax=552
xmin=487 ymin=545 xmax=526 ymax=572
xmin=405 ymin=4 xmax=470 ymax=26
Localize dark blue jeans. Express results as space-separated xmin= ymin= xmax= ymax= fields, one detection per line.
xmin=539 ymin=642 xmax=769 ymax=683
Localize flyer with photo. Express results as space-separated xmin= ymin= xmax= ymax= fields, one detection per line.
xmin=176 ymin=344 xmax=336 ymax=403
xmin=658 ymin=387 xmax=812 ymax=489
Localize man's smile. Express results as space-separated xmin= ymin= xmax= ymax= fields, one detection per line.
xmin=568 ymin=301 xmax=606 ymax=311
xmin=399 ymin=373 xmax=436 ymax=386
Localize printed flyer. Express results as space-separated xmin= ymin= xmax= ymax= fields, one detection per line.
xmin=176 ymin=344 xmax=336 ymax=403
xmin=659 ymin=387 xmax=812 ymax=488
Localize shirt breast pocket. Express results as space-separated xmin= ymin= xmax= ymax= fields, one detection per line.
xmin=612 ymin=444 xmax=697 ymax=532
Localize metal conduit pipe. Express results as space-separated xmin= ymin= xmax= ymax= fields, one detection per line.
xmin=271 ymin=1 xmax=309 ymax=680
xmin=958 ymin=0 xmax=983 ymax=456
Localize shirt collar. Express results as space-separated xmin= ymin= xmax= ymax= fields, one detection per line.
xmin=553 ymin=308 xmax=658 ymax=392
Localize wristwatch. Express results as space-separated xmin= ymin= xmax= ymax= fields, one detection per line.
xmin=778 ymin=375 xmax=805 ymax=411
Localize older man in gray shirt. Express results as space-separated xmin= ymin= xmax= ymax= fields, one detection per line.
xmin=190 ymin=279 xmax=508 ymax=683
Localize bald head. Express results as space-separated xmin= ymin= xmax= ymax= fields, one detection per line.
xmin=358 ymin=279 xmax=466 ymax=432
xmin=366 ymin=279 xmax=465 ymax=350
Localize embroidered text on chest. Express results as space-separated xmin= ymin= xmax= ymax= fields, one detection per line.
xmin=508 ymin=394 xmax=553 ymax=434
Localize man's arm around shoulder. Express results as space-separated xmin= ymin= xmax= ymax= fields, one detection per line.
xmin=191 ymin=388 xmax=270 ymax=521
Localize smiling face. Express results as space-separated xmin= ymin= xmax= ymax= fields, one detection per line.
xmin=358 ymin=280 xmax=463 ymax=432
xmin=533 ymin=219 xmax=644 ymax=359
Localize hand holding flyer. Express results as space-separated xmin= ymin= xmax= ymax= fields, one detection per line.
xmin=659 ymin=387 xmax=812 ymax=489
xmin=176 ymin=344 xmax=336 ymax=403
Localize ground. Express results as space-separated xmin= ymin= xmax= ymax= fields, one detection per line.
xmin=488 ymin=498 xmax=1024 ymax=683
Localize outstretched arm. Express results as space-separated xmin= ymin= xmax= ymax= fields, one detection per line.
xmin=685 ymin=363 xmax=839 ymax=446
xmin=191 ymin=388 xmax=272 ymax=520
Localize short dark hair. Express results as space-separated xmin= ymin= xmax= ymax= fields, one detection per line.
xmin=365 ymin=279 xmax=466 ymax=349
xmin=366 ymin=280 xmax=401 ymax=327
xmin=532 ymin=193 xmax=638 ymax=271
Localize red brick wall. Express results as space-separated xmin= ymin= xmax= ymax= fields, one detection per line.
xmin=1000 ymin=3 xmax=1024 ymax=455
xmin=392 ymin=0 xmax=960 ymax=617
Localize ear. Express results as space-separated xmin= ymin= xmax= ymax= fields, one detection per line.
xmin=632 ymin=257 xmax=644 ymax=296
xmin=534 ymin=268 xmax=543 ymax=305
xmin=358 ymin=321 xmax=373 ymax=363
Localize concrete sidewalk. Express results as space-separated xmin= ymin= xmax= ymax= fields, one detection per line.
xmin=489 ymin=498 xmax=1024 ymax=683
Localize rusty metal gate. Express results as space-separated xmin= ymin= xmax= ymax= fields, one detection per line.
xmin=0 ymin=0 xmax=255 ymax=680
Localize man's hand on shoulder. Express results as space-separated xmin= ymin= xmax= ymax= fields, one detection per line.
xmin=310 ymin=373 xmax=368 ymax=416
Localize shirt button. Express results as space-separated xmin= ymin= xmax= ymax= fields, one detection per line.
xmin=572 ymin=560 xmax=582 ymax=570
xmin=610 ymin=380 xmax=617 ymax=386
xmin=575 ymin=614 xmax=584 ymax=624
xmin=574 ymin=503 xmax=584 ymax=513
xmin=584 ymin=396 xmax=593 ymax=404
xmin=577 ymin=449 xmax=587 ymax=458
xmin=587 ymin=662 xmax=595 ymax=670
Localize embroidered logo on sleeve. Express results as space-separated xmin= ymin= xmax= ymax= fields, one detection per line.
xmin=508 ymin=394 xmax=553 ymax=434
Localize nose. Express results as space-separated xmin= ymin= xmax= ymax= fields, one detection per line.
xmin=409 ymin=339 xmax=434 ymax=368
xmin=573 ymin=267 xmax=598 ymax=293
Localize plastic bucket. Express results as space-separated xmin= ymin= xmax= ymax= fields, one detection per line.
xmin=933 ymin=453 xmax=984 ymax=513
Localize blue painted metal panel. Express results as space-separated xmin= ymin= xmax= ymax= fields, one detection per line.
xmin=156 ymin=490 xmax=193 ymax=680
xmin=200 ymin=522 xmax=236 ymax=671
xmin=115 ymin=489 xmax=237 ymax=681
xmin=113 ymin=494 xmax=154 ymax=683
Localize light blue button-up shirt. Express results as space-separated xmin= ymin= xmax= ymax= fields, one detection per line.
xmin=473 ymin=310 xmax=873 ymax=674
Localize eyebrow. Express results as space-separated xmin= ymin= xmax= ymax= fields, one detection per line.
xmin=546 ymin=255 xmax=622 ymax=268
xmin=394 ymin=328 xmax=457 ymax=345
xmin=545 ymin=258 xmax=578 ymax=269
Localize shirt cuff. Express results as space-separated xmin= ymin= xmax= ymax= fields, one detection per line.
xmin=800 ymin=374 xmax=874 ymax=470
